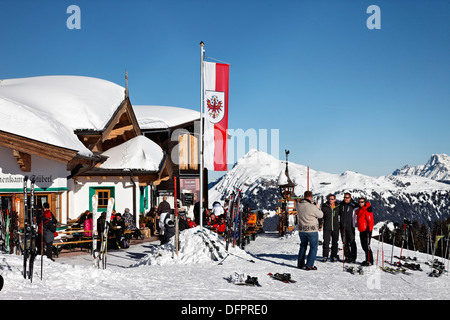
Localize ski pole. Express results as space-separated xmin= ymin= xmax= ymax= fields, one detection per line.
xmin=367 ymin=231 xmax=372 ymax=268
xmin=342 ymin=228 xmax=346 ymax=271
xmin=381 ymin=228 xmax=384 ymax=268
xmin=40 ymin=219 xmax=44 ymax=280
xmin=376 ymin=230 xmax=380 ymax=267
xmin=174 ymin=176 xmax=179 ymax=258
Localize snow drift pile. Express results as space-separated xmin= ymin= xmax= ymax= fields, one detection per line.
xmin=132 ymin=227 xmax=252 ymax=266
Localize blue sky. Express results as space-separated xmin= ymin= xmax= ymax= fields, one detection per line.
xmin=1 ymin=0 xmax=449 ymax=180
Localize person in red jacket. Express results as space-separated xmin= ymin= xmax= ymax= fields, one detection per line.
xmin=355 ymin=198 xmax=374 ymax=266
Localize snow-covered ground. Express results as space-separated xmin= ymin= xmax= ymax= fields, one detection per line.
xmin=1 ymin=219 xmax=448 ymax=302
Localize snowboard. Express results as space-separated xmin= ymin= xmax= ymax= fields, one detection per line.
xmin=268 ymin=273 xmax=296 ymax=283
xmin=228 ymin=272 xmax=261 ymax=287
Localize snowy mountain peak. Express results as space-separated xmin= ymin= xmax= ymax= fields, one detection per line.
xmin=236 ymin=148 xmax=279 ymax=166
xmin=209 ymin=150 xmax=450 ymax=223
xmin=393 ymin=153 xmax=450 ymax=182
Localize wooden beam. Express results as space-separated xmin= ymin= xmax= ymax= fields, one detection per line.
xmin=101 ymin=98 xmax=141 ymax=143
xmin=13 ymin=149 xmax=31 ymax=172
xmin=0 ymin=130 xmax=77 ymax=164
xmin=107 ymin=124 xmax=134 ymax=140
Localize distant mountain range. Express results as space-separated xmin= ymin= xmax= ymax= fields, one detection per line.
xmin=208 ymin=150 xmax=450 ymax=224
xmin=392 ymin=154 xmax=450 ymax=184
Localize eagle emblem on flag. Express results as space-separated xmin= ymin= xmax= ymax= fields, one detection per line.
xmin=205 ymin=91 xmax=225 ymax=123
xmin=207 ymin=95 xmax=223 ymax=119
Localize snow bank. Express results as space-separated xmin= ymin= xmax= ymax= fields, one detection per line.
xmin=132 ymin=227 xmax=252 ymax=266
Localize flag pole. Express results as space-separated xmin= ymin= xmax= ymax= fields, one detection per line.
xmin=199 ymin=41 xmax=205 ymax=231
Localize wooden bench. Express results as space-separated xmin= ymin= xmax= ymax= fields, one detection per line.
xmin=53 ymin=239 xmax=94 ymax=257
xmin=52 ymin=229 xmax=94 ymax=257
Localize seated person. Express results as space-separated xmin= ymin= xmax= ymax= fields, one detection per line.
xmin=216 ymin=215 xmax=226 ymax=234
xmin=122 ymin=208 xmax=144 ymax=240
xmin=207 ymin=213 xmax=219 ymax=230
xmin=110 ymin=213 xmax=126 ymax=248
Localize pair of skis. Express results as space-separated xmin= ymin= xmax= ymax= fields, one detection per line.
xmin=197 ymin=229 xmax=224 ymax=262
xmin=379 ymin=265 xmax=412 ymax=275
xmin=225 ymin=190 xmax=242 ymax=251
xmin=23 ymin=176 xmax=38 ymax=282
xmin=92 ymin=195 xmax=115 ymax=269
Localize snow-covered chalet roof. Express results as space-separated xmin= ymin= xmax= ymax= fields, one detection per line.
xmin=133 ymin=105 xmax=199 ymax=130
xmin=98 ymin=135 xmax=164 ymax=171
xmin=0 ymin=75 xmax=126 ymax=157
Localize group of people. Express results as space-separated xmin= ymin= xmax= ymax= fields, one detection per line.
xmin=295 ymin=191 xmax=374 ymax=271
xmin=147 ymin=196 xmax=197 ymax=245
xmin=147 ymin=197 xmax=228 ymax=245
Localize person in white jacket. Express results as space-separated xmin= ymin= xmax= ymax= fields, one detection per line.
xmin=296 ymin=191 xmax=323 ymax=270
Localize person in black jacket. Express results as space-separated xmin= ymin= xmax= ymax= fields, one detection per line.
xmin=161 ymin=217 xmax=175 ymax=245
xmin=111 ymin=213 xmax=126 ymax=248
xmin=36 ymin=203 xmax=57 ymax=261
xmin=339 ymin=192 xmax=357 ymax=263
xmin=320 ymin=194 xmax=340 ymax=262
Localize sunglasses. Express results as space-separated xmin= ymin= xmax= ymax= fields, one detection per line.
xmin=359 ymin=201 xmax=365 ymax=203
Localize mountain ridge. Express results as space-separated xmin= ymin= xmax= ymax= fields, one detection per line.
xmin=209 ymin=150 xmax=450 ymax=224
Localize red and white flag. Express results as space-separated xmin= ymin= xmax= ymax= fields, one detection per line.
xmin=203 ymin=61 xmax=229 ymax=171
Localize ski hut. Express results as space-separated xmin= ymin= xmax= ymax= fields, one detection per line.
xmin=0 ymin=75 xmax=171 ymax=229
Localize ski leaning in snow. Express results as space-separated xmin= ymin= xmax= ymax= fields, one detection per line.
xmin=224 ymin=192 xmax=235 ymax=251
xmin=92 ymin=194 xmax=100 ymax=268
xmin=22 ymin=177 xmax=37 ymax=282
xmin=268 ymin=273 xmax=296 ymax=283
xmin=199 ymin=229 xmax=224 ymax=259
xmin=196 ymin=230 xmax=219 ymax=261
xmin=22 ymin=176 xmax=39 ymax=281
xmin=98 ymin=198 xmax=114 ymax=269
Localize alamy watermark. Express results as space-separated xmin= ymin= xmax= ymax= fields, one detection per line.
xmin=66 ymin=5 xmax=81 ymax=30
xmin=367 ymin=5 xmax=381 ymax=30
xmin=170 ymin=121 xmax=280 ymax=168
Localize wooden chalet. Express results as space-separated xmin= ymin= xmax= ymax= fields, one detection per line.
xmin=0 ymin=75 xmax=170 ymax=228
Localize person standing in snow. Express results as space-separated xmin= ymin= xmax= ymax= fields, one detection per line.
xmin=296 ymin=191 xmax=323 ymax=270
xmin=320 ymin=194 xmax=340 ymax=262
xmin=339 ymin=193 xmax=357 ymax=263
xmin=355 ymin=198 xmax=374 ymax=266
xmin=194 ymin=197 xmax=207 ymax=226
xmin=161 ymin=216 xmax=175 ymax=245
xmin=36 ymin=203 xmax=57 ymax=261
xmin=157 ymin=196 xmax=171 ymax=239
